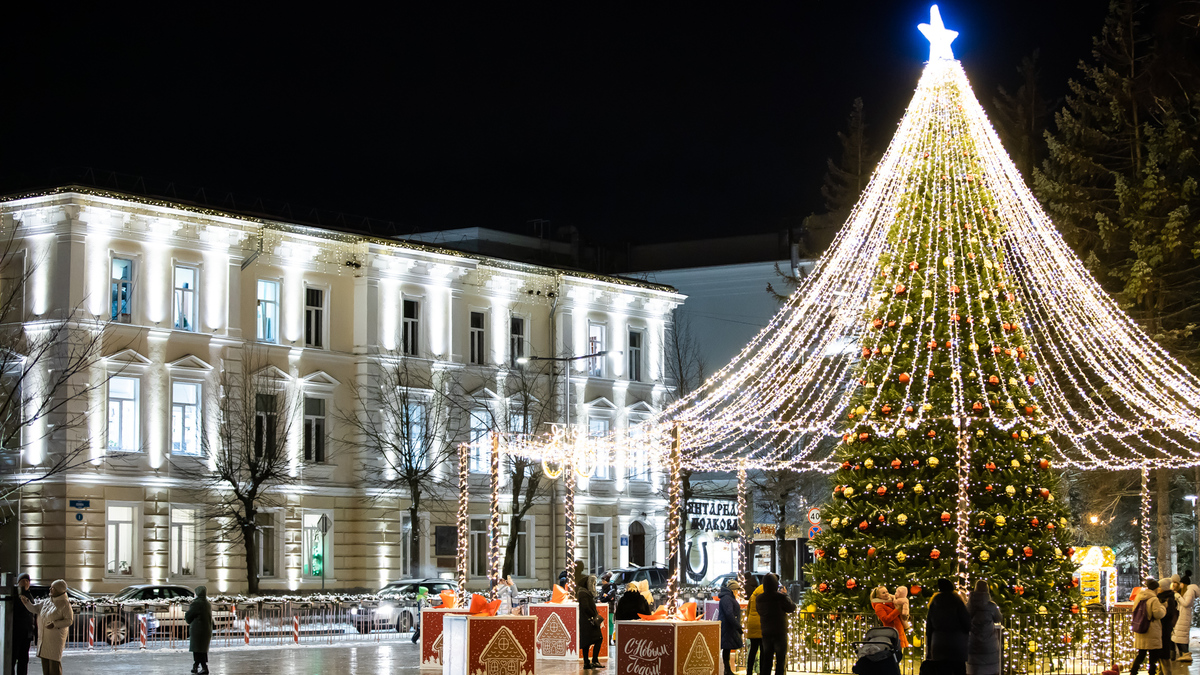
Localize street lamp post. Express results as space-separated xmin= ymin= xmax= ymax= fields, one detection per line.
xmin=518 ymin=350 xmax=620 ymax=592
xmin=1187 ymin=495 xmax=1199 ymax=574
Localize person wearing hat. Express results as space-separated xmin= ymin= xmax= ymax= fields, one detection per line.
xmin=1154 ymin=577 xmax=1180 ymax=675
xmin=718 ymin=581 xmax=744 ymax=675
xmin=1130 ymin=578 xmax=1167 ymax=675
xmin=17 ymin=579 xmax=74 ymax=675
xmin=11 ymin=573 xmax=35 ymax=675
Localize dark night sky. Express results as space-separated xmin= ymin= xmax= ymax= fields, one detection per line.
xmin=0 ymin=2 xmax=1106 ymax=244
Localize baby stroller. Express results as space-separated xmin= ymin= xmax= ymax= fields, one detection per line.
xmin=852 ymin=626 xmax=903 ymax=675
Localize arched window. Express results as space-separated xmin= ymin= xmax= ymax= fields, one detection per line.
xmin=629 ymin=521 xmax=646 ymax=567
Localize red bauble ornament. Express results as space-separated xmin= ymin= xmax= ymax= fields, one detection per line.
xmin=877 ymin=486 xmax=887 ymax=496
xmin=928 ymin=370 xmax=935 ymax=379
xmin=930 ymin=549 xmax=941 ymax=560
xmin=859 ymin=432 xmax=870 ymax=441
xmin=909 ymin=261 xmax=919 ymax=271
xmin=910 ymin=585 xmax=922 ymax=596
xmin=950 ymin=313 xmax=961 ymax=322
xmin=898 ymin=373 xmax=911 ymax=384
xmin=846 ymin=578 xmax=857 ymax=589
xmin=1047 ymin=522 xmax=1056 ymax=530
xmin=912 ymin=459 xmax=920 ymax=467
xmin=1039 ymin=488 xmax=1050 ymax=499
xmin=985 ymin=484 xmax=994 ymax=492
xmin=882 ymin=405 xmax=893 ymax=415
xmin=867 ymin=547 xmax=877 ymax=557
xmin=890 ymin=459 xmax=902 ymax=469
xmin=877 ymin=514 xmax=886 ymax=522
xmin=816 ymin=549 xmax=826 ymax=558
xmin=1039 ymin=459 xmax=1050 ymax=469
xmin=972 ymin=401 xmax=984 ymax=411
xmin=872 ymin=319 xmax=883 ymax=329
xmin=841 ymin=462 xmax=852 ymax=470
xmin=896 ymin=482 xmax=904 ymax=490
xmin=927 ymin=430 xmax=937 ymax=438
xmin=1025 ymin=406 xmax=1035 ymax=415
xmin=1067 ymin=547 xmax=1076 ymax=557
xmin=888 ymin=320 xmax=897 ymax=328
xmin=927 ymin=340 xmax=938 ymax=350
xmin=988 ymin=375 xmax=1000 ymax=385
xmin=894 ymin=284 xmax=906 ymax=294
xmin=818 ymin=582 xmax=828 ymax=592
xmin=862 ymin=347 xmax=872 ymax=358
xmin=940 ymin=512 xmax=952 ymax=523
xmin=1031 ymin=517 xmax=1040 ymax=527
xmin=859 ymin=521 xmax=869 ymax=531
xmin=951 ymin=285 xmax=961 ymax=294
xmin=1070 ymin=604 xmax=1080 ymax=614
xmin=986 ymin=462 xmax=996 ymax=472
xmin=945 ymin=340 xmax=952 ymax=349
xmin=1023 ymin=546 xmax=1034 ymax=557
xmin=905 ymin=406 xmax=914 ymax=414
xmin=834 ymin=485 xmax=844 ymax=493
xmin=1014 ymin=585 xmax=1025 ymax=595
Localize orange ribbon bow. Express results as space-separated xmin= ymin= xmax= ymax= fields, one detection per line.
xmin=439 ymin=590 xmax=458 ymax=609
xmin=469 ymin=593 xmax=502 ymax=616
xmin=637 ymin=605 xmax=670 ymax=621
xmin=677 ymin=602 xmax=698 ymax=621
xmin=550 ymin=584 xmax=570 ymax=604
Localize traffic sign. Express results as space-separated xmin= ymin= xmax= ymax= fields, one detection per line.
xmin=807 ymin=523 xmax=822 ymax=539
xmin=807 ymin=506 xmax=821 ymax=525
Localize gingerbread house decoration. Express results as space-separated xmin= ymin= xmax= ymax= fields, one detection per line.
xmin=478 ymin=626 xmax=528 ymax=675
xmin=683 ymin=632 xmax=715 ymax=675
xmin=537 ymin=611 xmax=572 ymax=657
xmin=430 ymin=633 xmax=444 ymax=665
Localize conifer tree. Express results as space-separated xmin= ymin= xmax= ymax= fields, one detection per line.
xmin=992 ymin=51 xmax=1054 ymax=182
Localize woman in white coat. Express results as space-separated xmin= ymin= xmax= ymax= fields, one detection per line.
xmin=18 ymin=579 xmax=74 ymax=675
xmin=496 ymin=576 xmax=518 ymax=615
xmin=1172 ymin=573 xmax=1199 ymax=663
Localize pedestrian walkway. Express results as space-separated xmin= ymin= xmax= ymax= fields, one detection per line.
xmin=54 ymin=642 xmax=608 ymax=675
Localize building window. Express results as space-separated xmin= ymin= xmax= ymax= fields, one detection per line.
xmin=469 ymin=516 xmax=489 ymax=578
xmin=400 ymin=514 xmax=414 ymax=577
xmin=107 ymin=376 xmax=140 ymax=452
xmin=589 ymin=417 xmax=611 ymax=479
xmin=469 ymin=409 xmax=491 ymax=473
xmin=587 ymin=323 xmax=606 ymax=377
xmin=404 ymin=402 xmax=427 ymax=468
xmin=254 ymin=393 xmax=278 ymax=458
xmin=469 ymin=311 xmax=486 ymax=365
xmin=170 ymin=507 xmax=198 ymax=576
xmin=515 ymin=518 xmax=532 ymax=578
xmin=509 ymin=316 xmax=525 ymax=367
xmin=171 ymin=381 xmax=201 ymax=456
xmin=509 ymin=411 xmax=531 ymax=436
xmin=627 ymin=426 xmax=650 ymax=481
xmin=305 ymin=288 xmax=325 ymax=349
xmin=111 ymin=258 xmax=133 ymax=324
xmin=255 ymin=512 xmax=276 ymax=578
xmin=588 ymin=521 xmax=608 ymax=575
xmin=402 ymin=299 xmax=420 ymax=356
xmin=173 ymin=266 xmax=197 ymax=331
xmin=303 ymin=512 xmax=333 ymax=579
xmin=256 ymin=280 xmax=280 ymax=343
xmin=303 ymin=397 xmax=326 ymax=463
xmin=628 ymin=330 xmax=643 ymax=382
xmin=106 ymin=505 xmax=136 ymax=576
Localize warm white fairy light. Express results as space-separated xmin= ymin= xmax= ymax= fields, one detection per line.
xmin=737 ymin=462 xmax=749 ymax=593
xmin=1140 ymin=468 xmax=1151 ymax=580
xmin=954 ymin=422 xmax=972 ymax=584
xmin=457 ymin=441 xmax=470 ymax=605
xmin=489 ymin=433 xmax=503 ymax=590
xmin=564 ymin=465 xmax=577 ymax=599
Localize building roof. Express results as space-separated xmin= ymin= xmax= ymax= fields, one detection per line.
xmin=0 ymin=185 xmax=681 ymax=297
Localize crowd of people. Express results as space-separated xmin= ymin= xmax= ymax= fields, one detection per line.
xmin=1129 ymin=572 xmax=1200 ymax=675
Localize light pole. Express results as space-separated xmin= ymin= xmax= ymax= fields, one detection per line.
xmin=517 ymin=350 xmax=620 ymax=589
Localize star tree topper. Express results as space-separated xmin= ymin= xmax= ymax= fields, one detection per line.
xmin=918 ymin=5 xmax=958 ymax=61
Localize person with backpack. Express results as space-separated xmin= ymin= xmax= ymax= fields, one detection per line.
xmin=1131 ymin=578 xmax=1168 ymax=675
xmin=717 ymin=581 xmax=744 ymax=675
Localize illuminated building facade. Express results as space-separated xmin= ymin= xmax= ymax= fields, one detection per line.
xmin=1 ymin=186 xmax=684 ymax=593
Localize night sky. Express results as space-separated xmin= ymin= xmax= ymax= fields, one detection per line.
xmin=1 ymin=2 xmax=1105 ymax=244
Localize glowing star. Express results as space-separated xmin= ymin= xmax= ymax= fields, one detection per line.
xmin=918 ymin=5 xmax=958 ymax=62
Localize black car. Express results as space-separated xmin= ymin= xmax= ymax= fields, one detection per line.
xmin=708 ymin=572 xmax=767 ymax=593
xmin=24 ymin=584 xmax=158 ymax=646
xmin=611 ymin=566 xmax=670 ymax=589
xmin=351 ymin=578 xmax=459 ymax=634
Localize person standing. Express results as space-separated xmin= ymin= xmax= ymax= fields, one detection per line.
xmin=1131 ymin=578 xmax=1168 ymax=675
xmin=614 ymin=583 xmax=650 ymax=620
xmin=1155 ymin=578 xmax=1180 ymax=675
xmin=755 ymin=573 xmax=796 ymax=675
xmin=745 ymin=579 xmax=764 ymax=675
xmin=12 ymin=573 xmax=36 ymax=675
xmin=870 ymin=586 xmax=909 ymax=649
xmin=718 ymin=581 xmax=744 ymax=675
xmin=578 ymin=575 xmax=605 ymax=671
xmin=1172 ymin=573 xmax=1199 ymax=663
xmin=496 ymin=576 xmax=517 ymax=616
xmin=923 ymin=578 xmax=971 ymax=675
xmin=17 ymin=579 xmax=73 ymax=675
xmin=966 ymin=580 xmax=1002 ymax=675
xmin=185 ymin=585 xmax=214 ymax=675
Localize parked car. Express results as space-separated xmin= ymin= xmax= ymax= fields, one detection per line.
xmin=708 ymin=572 xmax=767 ymax=593
xmin=351 ymin=578 xmax=459 ymax=634
xmin=610 ymin=565 xmax=671 ymax=603
xmin=25 ymin=584 xmax=158 ymax=646
xmin=112 ymin=584 xmax=235 ymax=631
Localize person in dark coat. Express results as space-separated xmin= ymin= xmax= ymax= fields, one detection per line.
xmin=1155 ymin=577 xmax=1180 ymax=675
xmin=755 ymin=573 xmax=797 ymax=675
xmin=924 ymin=578 xmax=971 ymax=675
xmin=615 ymin=582 xmax=651 ymax=620
xmin=718 ymin=581 xmax=745 ymax=675
xmin=11 ymin=573 xmax=35 ymax=675
xmin=185 ymin=585 xmax=214 ymax=674
xmin=966 ymin=580 xmax=1002 ymax=675
xmin=578 ymin=575 xmax=605 ymax=671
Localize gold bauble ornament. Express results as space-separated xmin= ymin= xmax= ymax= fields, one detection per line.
xmin=914 ymin=484 xmax=925 ymax=495
xmin=897 ymin=514 xmax=908 ymax=525
xmin=979 ymin=550 xmax=990 ymax=561
xmin=897 ymin=429 xmax=908 ymax=438
xmin=843 ymin=486 xmax=855 ymax=498
xmin=896 ymin=551 xmax=907 ymax=562
xmin=1011 ymin=459 xmax=1020 ymax=468
xmin=995 ymin=515 xmax=1006 ymax=527
xmin=864 ymin=459 xmax=875 ymax=469
xmin=839 ymin=547 xmax=849 ymax=558
xmin=928 ymin=457 xmax=940 ymax=468
xmin=856 ymin=405 xmax=867 ymax=416
xmin=1007 ymin=547 xmax=1015 ymax=556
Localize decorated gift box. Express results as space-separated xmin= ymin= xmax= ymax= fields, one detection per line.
xmin=421 ymin=607 xmax=472 ymax=668
xmin=615 ymin=620 xmax=721 ymax=675
xmin=443 ymin=614 xmax=538 ymax=675
xmin=527 ymin=602 xmax=578 ymax=659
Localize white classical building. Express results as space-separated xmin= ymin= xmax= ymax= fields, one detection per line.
xmin=0 ymin=186 xmax=684 ymax=594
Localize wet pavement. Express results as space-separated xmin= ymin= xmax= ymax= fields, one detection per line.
xmin=54 ymin=642 xmax=609 ymax=675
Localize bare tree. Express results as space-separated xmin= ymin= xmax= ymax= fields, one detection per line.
xmin=750 ymin=469 xmax=828 ymax=580
xmin=339 ymin=352 xmax=458 ymax=578
xmin=175 ymin=347 xmax=298 ymax=595
xmin=0 ymin=233 xmax=118 ymax=526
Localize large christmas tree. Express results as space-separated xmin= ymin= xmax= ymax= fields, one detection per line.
xmin=803 ymin=8 xmax=1079 ymax=615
